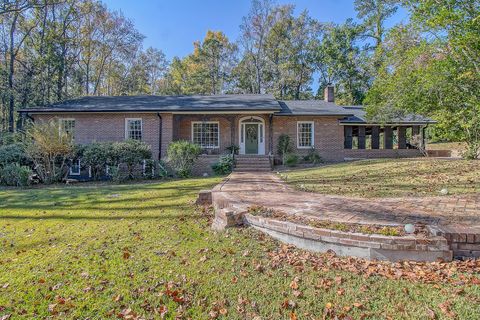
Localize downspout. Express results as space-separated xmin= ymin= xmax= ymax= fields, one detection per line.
xmin=269 ymin=114 xmax=274 ymax=168
xmin=269 ymin=114 xmax=273 ymax=155
xmin=157 ymin=113 xmax=162 ymax=159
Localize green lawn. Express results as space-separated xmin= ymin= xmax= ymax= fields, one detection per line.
xmin=1 ymin=178 xmax=480 ymax=319
xmin=284 ymin=159 xmax=480 ymax=198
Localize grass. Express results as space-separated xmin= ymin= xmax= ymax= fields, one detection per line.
xmin=427 ymin=141 xmax=466 ymax=151
xmin=284 ymin=158 xmax=480 ymax=198
xmin=0 ymin=177 xmax=479 ymax=319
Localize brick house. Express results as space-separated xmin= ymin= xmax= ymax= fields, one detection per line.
xmin=19 ymin=86 xmax=434 ymax=175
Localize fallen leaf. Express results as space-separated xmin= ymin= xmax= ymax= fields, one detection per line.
xmin=353 ymin=302 xmax=363 ymax=309
xmin=426 ymin=307 xmax=436 ymax=319
xmin=290 ymin=280 xmax=299 ymax=290
xmin=438 ymin=301 xmax=455 ymax=318
xmin=219 ymin=308 xmax=228 ymax=315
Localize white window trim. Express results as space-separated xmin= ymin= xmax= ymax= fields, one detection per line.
xmin=191 ymin=121 xmax=220 ymax=149
xmin=297 ymin=121 xmax=315 ymax=149
xmin=125 ymin=118 xmax=143 ymax=140
xmin=69 ymin=159 xmax=81 ymax=176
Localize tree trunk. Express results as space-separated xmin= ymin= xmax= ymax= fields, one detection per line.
xmin=8 ymin=13 xmax=19 ymax=132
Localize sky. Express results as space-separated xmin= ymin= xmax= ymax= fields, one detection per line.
xmin=102 ymin=0 xmax=409 ymax=61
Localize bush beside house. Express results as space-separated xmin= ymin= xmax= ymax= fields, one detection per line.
xmin=166 ymin=140 xmax=202 ymax=178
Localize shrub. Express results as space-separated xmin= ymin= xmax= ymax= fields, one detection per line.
xmin=212 ymin=154 xmax=235 ymax=175
xmin=284 ymin=153 xmax=299 ymax=167
xmin=303 ymin=148 xmax=323 ymax=164
xmin=0 ymin=163 xmax=32 ymax=187
xmin=226 ymin=144 xmax=239 ymax=155
xmin=166 ymin=141 xmax=201 ymax=178
xmin=144 ymin=159 xmax=169 ymax=179
xmin=277 ymin=134 xmax=293 ymax=165
xmin=0 ymin=143 xmax=31 ymax=167
xmin=115 ymin=140 xmax=152 ymax=179
xmin=0 ymin=132 xmax=24 ymax=146
xmin=462 ymin=142 xmax=479 ymax=160
xmin=82 ymin=142 xmax=119 ymax=180
xmin=24 ymin=120 xmax=75 ymax=184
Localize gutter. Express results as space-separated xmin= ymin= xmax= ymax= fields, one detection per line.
xmin=17 ymin=109 xmax=281 ymax=114
xmin=157 ymin=113 xmax=162 ymax=160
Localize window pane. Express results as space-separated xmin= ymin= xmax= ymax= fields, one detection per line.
xmin=60 ymin=119 xmax=75 ymax=140
xmin=70 ymin=159 xmax=80 ymax=175
xmin=298 ymin=122 xmax=313 ymax=147
xmin=127 ymin=119 xmax=142 ymax=140
xmin=192 ymin=122 xmax=219 ymax=148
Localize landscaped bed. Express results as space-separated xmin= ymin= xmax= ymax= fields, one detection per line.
xmin=1 ymin=178 xmax=480 ymax=319
xmin=247 ymin=205 xmax=429 ymax=237
xmin=282 ymin=158 xmax=480 ymax=198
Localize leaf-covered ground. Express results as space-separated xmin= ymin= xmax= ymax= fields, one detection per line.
xmin=284 ymin=159 xmax=480 ymax=198
xmin=1 ymin=177 xmax=480 ymax=319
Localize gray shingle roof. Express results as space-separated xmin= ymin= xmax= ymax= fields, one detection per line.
xmin=277 ymin=100 xmax=354 ymax=116
xmin=18 ymin=94 xmax=435 ymax=125
xmin=339 ymin=107 xmax=436 ymax=124
xmin=19 ymin=94 xmax=281 ymax=113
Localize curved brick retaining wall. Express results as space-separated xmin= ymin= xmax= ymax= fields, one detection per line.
xmin=244 ymin=214 xmax=453 ymax=262
xmin=204 ymin=173 xmax=480 ymax=261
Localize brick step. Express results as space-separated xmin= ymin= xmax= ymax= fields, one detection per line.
xmin=236 ymin=162 xmax=271 ymax=166
xmin=234 ymin=167 xmax=272 ymax=172
xmin=236 ymin=160 xmax=271 ymax=165
xmin=236 ymin=156 xmax=270 ymax=159
xmin=235 ymin=167 xmax=272 ymax=171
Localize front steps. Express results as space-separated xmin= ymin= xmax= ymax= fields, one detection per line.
xmin=234 ymin=155 xmax=272 ymax=172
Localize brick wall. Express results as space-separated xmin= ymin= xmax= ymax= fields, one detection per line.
xmin=32 ymin=112 xmax=426 ymax=165
xmin=33 ymin=113 xmax=162 ymax=160
xmin=173 ymin=114 xmax=271 ymax=155
xmin=192 ymin=155 xmax=220 ymax=176
xmin=173 ymin=115 xmax=235 ymax=154
xmin=272 ymin=116 xmax=345 ymax=162
xmin=344 ymin=149 xmax=423 ymax=159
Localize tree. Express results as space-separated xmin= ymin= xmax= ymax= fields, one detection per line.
xmin=162 ymin=31 xmax=236 ymax=95
xmin=314 ymin=20 xmax=370 ymax=104
xmin=265 ymin=7 xmax=319 ymax=99
xmin=365 ymin=0 xmax=480 ymax=158
xmin=0 ymin=0 xmax=164 ymax=133
xmin=354 ymin=0 xmax=399 ymax=49
xmin=354 ymin=0 xmax=400 ymax=73
xmin=238 ymin=0 xmax=277 ymax=94
xmin=199 ymin=31 xmax=237 ymax=94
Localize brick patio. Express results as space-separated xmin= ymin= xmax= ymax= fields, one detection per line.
xmin=211 ymin=172 xmax=480 ymax=258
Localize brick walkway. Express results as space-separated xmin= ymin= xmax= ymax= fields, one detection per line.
xmin=214 ymin=172 xmax=480 ymax=233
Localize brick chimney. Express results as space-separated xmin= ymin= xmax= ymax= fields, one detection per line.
xmin=324 ymin=84 xmax=334 ymax=102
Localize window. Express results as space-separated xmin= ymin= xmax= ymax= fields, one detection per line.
xmin=125 ymin=118 xmax=142 ymax=140
xmin=297 ymin=121 xmax=314 ymax=148
xmin=60 ymin=119 xmax=75 ymax=140
xmin=192 ymin=122 xmax=219 ymax=148
xmin=69 ymin=159 xmax=81 ymax=176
